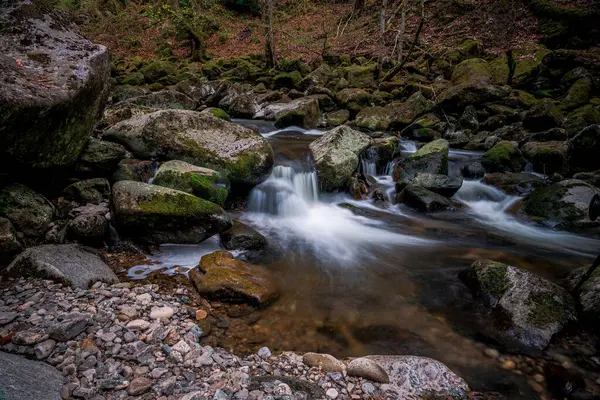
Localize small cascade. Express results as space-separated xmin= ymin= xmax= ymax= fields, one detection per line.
xmin=247 ymin=165 xmax=318 ymax=216
xmin=359 ymin=155 xmax=377 ymax=177
xmin=384 ymin=160 xmax=396 ymax=176
xmin=400 ymin=140 xmax=417 ymax=153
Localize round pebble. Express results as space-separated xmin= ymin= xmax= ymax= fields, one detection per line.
xmin=326 ymin=388 xmax=339 ymax=399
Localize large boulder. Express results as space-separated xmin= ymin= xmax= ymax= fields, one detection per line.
xmin=362 ymin=355 xmax=469 ymax=399
xmin=396 ymin=184 xmax=453 ymax=212
xmin=102 ymin=110 xmax=274 ymax=189
xmin=481 ymin=141 xmax=525 ymax=173
xmin=521 ymin=141 xmax=569 ymax=175
xmin=152 ymin=160 xmax=230 ymax=206
xmin=568 ymin=125 xmax=600 ymax=172
xmin=73 ymin=138 xmax=128 ymax=176
xmin=0 ymin=217 xmax=23 ymax=266
xmin=356 ymin=107 xmax=394 ymax=131
xmin=0 ymin=351 xmax=64 ymax=400
xmin=118 ymin=90 xmax=197 ymax=110
xmin=460 ymin=260 xmax=576 ymax=352
xmin=0 ymin=184 xmax=54 ymax=238
xmin=272 ymin=98 xmax=322 ymax=129
xmin=309 ymin=126 xmax=372 ymax=192
xmin=519 ymin=179 xmax=600 ymax=228
xmin=112 ymin=181 xmax=231 ymax=244
xmin=188 ymin=251 xmax=278 ymax=306
xmin=413 ymin=173 xmax=463 ymax=197
xmin=3 ymin=244 xmax=118 ymax=289
xmin=397 ymin=139 xmax=449 ymax=187
xmin=0 ymin=0 xmax=110 ymax=171
xmin=522 ymin=99 xmax=564 ymax=132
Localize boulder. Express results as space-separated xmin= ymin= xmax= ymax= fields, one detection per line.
xmin=140 ymin=60 xmax=175 ymax=83
xmin=219 ymin=221 xmax=267 ymax=251
xmin=0 ymin=184 xmax=54 ymax=238
xmin=413 ymin=173 xmax=463 ymax=197
xmin=461 ymin=161 xmax=486 ymax=179
xmin=152 ymin=160 xmax=230 ymax=206
xmin=356 ymin=107 xmax=394 ymax=131
xmin=520 ymin=141 xmax=569 ymax=175
xmin=460 ymin=260 xmax=576 ymax=352
xmin=0 ymin=351 xmax=64 ymax=400
xmin=482 ymin=173 xmax=545 ymax=195
xmin=0 ymin=0 xmax=110 ymax=171
xmin=66 ymin=204 xmax=109 ymax=245
xmin=272 ymin=98 xmax=322 ymax=129
xmin=481 ymin=141 xmax=525 ymax=173
xmin=511 ymin=47 xmax=551 ymax=87
xmin=564 ymin=105 xmax=600 ymax=137
xmin=3 ymin=244 xmax=118 ymax=289
xmin=309 ymin=126 xmax=372 ymax=192
xmin=0 ymin=217 xmax=23 ymax=266
xmin=299 ymin=64 xmax=339 ymax=90
xmin=112 ymin=181 xmax=231 ymax=244
xmin=325 ymin=110 xmax=350 ymax=126
xmin=118 ymin=90 xmax=197 ymax=110
xmin=396 ymin=184 xmax=454 ymax=212
xmin=397 ymin=139 xmax=449 ymax=186
xmin=387 ymin=93 xmax=435 ymax=130
xmin=344 ymin=64 xmax=377 ymax=88
xmin=561 ymin=77 xmax=593 ymax=111
xmin=63 ymin=178 xmax=111 ymax=205
xmin=522 ymin=99 xmax=564 ymax=132
xmin=111 ymin=85 xmax=148 ymax=103
xmin=568 ymin=124 xmax=600 ymax=172
xmin=302 ymin=353 xmax=346 ymax=373
xmin=520 ymin=179 xmax=600 ymax=228
xmin=523 ymin=127 xmax=568 ymax=143
xmin=188 ymin=251 xmax=278 ymax=306
xmin=567 ymin=267 xmax=600 ymax=326
xmin=335 ymin=88 xmax=371 ymax=107
xmin=113 ymin=159 xmax=157 ymax=183
xmin=100 ymin=102 xmax=160 ymax=127
xmin=273 ymin=71 xmax=302 ymax=89
xmin=103 ymin=110 xmax=274 ymax=188
xmin=73 ymin=138 xmax=128 ymax=176
xmin=364 ymin=355 xmax=469 ymax=399
xmin=200 ymin=107 xmax=231 ymax=121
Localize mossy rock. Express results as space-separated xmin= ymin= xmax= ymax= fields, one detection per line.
xmin=219 ymin=220 xmax=267 ymax=251
xmin=274 ymin=98 xmax=322 ymax=129
xmin=355 ymin=107 xmax=394 ymax=131
xmin=512 ymin=46 xmax=552 ymax=87
xmin=201 ymin=107 xmax=231 ymax=122
xmin=202 ymin=61 xmax=223 ymax=79
xmin=481 ymin=141 xmax=525 ymax=173
xmin=112 ymin=181 xmax=231 ymax=244
xmin=335 ymin=88 xmax=371 ymax=107
xmin=273 ymin=71 xmax=302 ymax=89
xmin=489 ymin=54 xmax=510 ymax=86
xmin=398 ymin=139 xmax=449 ymax=185
xmin=564 ymin=105 xmax=600 ymax=137
xmin=501 ymin=90 xmax=539 ymax=109
xmin=522 ymin=99 xmax=564 ymax=132
xmin=451 ymin=58 xmax=493 ymax=85
xmin=0 ymin=184 xmax=55 ymax=238
xmin=74 ymin=138 xmax=128 ymax=176
xmin=325 ymin=110 xmax=350 ymax=126
xmin=152 ymin=160 xmax=230 ymax=206
xmin=221 ymin=60 xmax=262 ymax=82
xmin=140 ymin=61 xmax=176 ymax=83
xmin=387 ymin=92 xmax=436 ymax=130
xmin=460 ymin=259 xmax=576 ymax=353
xmin=561 ymin=77 xmax=593 ymax=111
xmin=520 ymin=141 xmax=569 ymax=175
xmin=520 ymin=179 xmax=600 ymax=228
xmin=396 ymin=184 xmax=453 ymax=212
xmin=118 ymin=71 xmax=145 ymax=86
xmin=343 ymin=64 xmax=377 ymax=88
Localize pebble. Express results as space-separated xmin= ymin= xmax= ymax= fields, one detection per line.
xmin=326 ymin=388 xmax=339 ymax=399
xmin=484 ymin=348 xmax=500 ymax=358
xmin=257 ymin=347 xmax=271 ymax=358
xmin=127 ymin=319 xmax=150 ymax=331
xmin=533 ymin=373 xmax=544 ymax=383
xmin=34 ymin=339 xmax=56 ymax=359
xmin=196 ymin=309 xmax=208 ymax=320
xmin=501 ymin=360 xmax=516 ymax=370
xmin=128 ymin=377 xmax=153 ymax=395
xmin=150 ymin=306 xmax=175 ymax=320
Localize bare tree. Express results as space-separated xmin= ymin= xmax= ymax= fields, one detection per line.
xmin=262 ymin=0 xmax=276 ymax=68
xmin=377 ymin=0 xmax=388 ymax=76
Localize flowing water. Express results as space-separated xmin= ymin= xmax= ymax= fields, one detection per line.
xmin=131 ymin=122 xmax=600 ymax=398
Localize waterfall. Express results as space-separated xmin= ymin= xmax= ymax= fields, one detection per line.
xmin=247 ymin=165 xmax=318 ymax=216
xmin=400 ymin=140 xmax=417 ymax=153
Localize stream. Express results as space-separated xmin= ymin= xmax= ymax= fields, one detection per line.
xmin=130 ymin=120 xmax=600 ymax=398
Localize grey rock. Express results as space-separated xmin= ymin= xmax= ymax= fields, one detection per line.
xmin=0 ymin=217 xmax=22 ymax=266
xmin=4 ymin=244 xmax=118 ymax=289
xmin=48 ymin=312 xmax=91 ymax=341
xmin=0 ymin=184 xmax=55 ymax=238
xmin=396 ymin=185 xmax=454 ymax=212
xmin=34 ymin=339 xmax=57 ymax=360
xmin=0 ymin=351 xmax=64 ymax=400
xmin=74 ymin=138 xmax=128 ymax=176
xmin=63 ymin=178 xmax=111 ymax=205
xmin=0 ymin=311 xmax=18 ymax=326
xmin=413 ymin=173 xmax=463 ymax=197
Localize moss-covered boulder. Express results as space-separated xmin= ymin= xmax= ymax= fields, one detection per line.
xmin=405 ymin=139 xmax=449 ymax=177
xmin=73 ymin=138 xmax=128 ymax=176
xmin=118 ymin=90 xmax=197 ymax=110
xmin=64 ymin=178 xmax=111 ymax=205
xmin=0 ymin=1 xmax=110 ymax=171
xmin=141 ymin=60 xmax=176 ymax=83
xmin=272 ymin=98 xmax=322 ymax=129
xmin=501 ymin=90 xmax=539 ymax=110
xmin=188 ymin=250 xmax=278 ymax=306
xmin=325 ymin=110 xmax=350 ymax=126
xmin=396 ymin=184 xmax=453 ymax=212
xmin=152 ymin=160 xmax=230 ymax=206
xmin=523 ymin=99 xmax=564 ymax=132
xmin=387 ymin=92 xmax=435 ymax=130
xmin=344 ymin=64 xmax=377 ymax=88
xmin=512 ymin=47 xmax=552 ymax=87
xmin=403 ymin=113 xmax=443 ymax=141
xmin=490 ymin=53 xmax=510 ymax=86
xmin=481 ymin=172 xmax=545 ymax=195
xmin=299 ymin=64 xmax=340 ymax=90
xmin=112 ymin=159 xmax=156 ymax=183
xmin=356 ymin=107 xmax=395 ymax=131
xmin=564 ymin=105 xmax=600 ymax=137
xmin=112 ymin=181 xmax=231 ymax=244
xmin=568 ymin=124 xmax=600 ymax=172
xmin=335 ymin=88 xmax=371 ymax=108
xmin=521 ymin=141 xmax=569 ymax=175
xmin=520 ymin=179 xmax=600 ymax=228
xmin=481 ymin=141 xmax=525 ymax=173
xmin=413 ymin=173 xmax=463 ymax=197
xmin=200 ymin=107 xmax=231 ymax=121
xmin=118 ymin=71 xmax=145 ymax=86
xmin=0 ymin=184 xmax=55 ymax=240
xmin=561 ymin=77 xmax=593 ymax=111
xmin=219 ymin=220 xmax=267 ymax=251
xmin=202 ymin=60 xmax=222 ymax=79
xmin=111 ymin=85 xmax=148 ymax=104
xmin=305 ymin=94 xmax=336 ymax=112
xmin=103 ymin=110 xmax=274 ymax=189
xmin=221 ymin=60 xmax=262 ymax=82
xmin=461 ymin=260 xmax=575 ymax=353
xmin=274 ymin=71 xmax=302 ymax=89
xmin=309 ymin=126 xmax=372 ymax=192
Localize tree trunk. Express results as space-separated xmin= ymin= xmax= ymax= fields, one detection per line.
xmin=354 ymin=0 xmax=365 ymax=13
xmin=263 ymin=0 xmax=276 ymax=68
xmin=189 ymin=31 xmax=203 ymax=62
xmin=377 ymin=0 xmax=388 ymax=77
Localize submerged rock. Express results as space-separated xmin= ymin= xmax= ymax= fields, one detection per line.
xmin=189 ymin=251 xmax=278 ymax=306
xmin=3 ymin=244 xmax=118 ymax=289
xmin=152 ymin=160 xmax=230 ymax=206
xmin=0 ymin=184 xmax=55 ymax=239
xmin=397 ymin=184 xmax=454 ymax=212
xmin=461 ymin=260 xmax=576 ymax=352
xmin=102 ymin=110 xmax=274 ymax=189
xmin=309 ymin=126 xmax=372 ymax=192
xmin=0 ymin=0 xmax=110 ymax=171
xmin=112 ymin=181 xmax=231 ymax=244
xmin=481 ymin=141 xmax=525 ymax=173
xmin=219 ymin=221 xmax=267 ymax=251
xmin=520 ymin=179 xmax=600 ymax=228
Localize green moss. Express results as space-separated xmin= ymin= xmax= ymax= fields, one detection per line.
xmin=208 ymin=108 xmax=231 ymax=121
xmin=512 ymin=48 xmax=552 ymax=86
xmin=152 ymin=170 xmax=229 ymax=206
xmin=202 ymin=61 xmax=223 ymax=79
xmin=527 ymin=293 xmax=567 ymax=328
xmin=484 ymin=141 xmax=516 ymax=163
xmin=140 ymin=60 xmax=176 ymax=83
xmin=535 ymin=90 xmax=553 ymax=98
xmin=451 ymin=58 xmax=492 ymax=84
xmin=483 ymin=264 xmax=509 ymax=298
xmin=138 ymin=191 xmax=222 ymax=216
xmin=343 ymin=64 xmax=377 ymax=88
xmin=410 ymin=139 xmax=449 ymax=161
xmin=227 ymin=151 xmax=263 ymax=181
xmin=273 ymin=71 xmax=302 ymax=89
xmin=561 ymin=77 xmax=592 ymax=111
xmin=523 ymin=183 xmax=584 ymax=223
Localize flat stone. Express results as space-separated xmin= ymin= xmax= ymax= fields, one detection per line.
xmin=12 ymin=330 xmax=47 ymax=345
xmin=347 ymin=357 xmax=389 ymax=383
xmin=150 ymin=306 xmax=175 ymax=320
xmin=48 ymin=313 xmax=90 ymax=342
xmin=0 ymin=351 xmax=64 ymax=400
xmin=303 ymin=353 xmax=346 ymax=373
xmin=127 ymin=319 xmax=150 ymax=331
xmin=0 ymin=312 xmax=18 ymax=326
xmin=127 ymin=377 xmax=153 ymax=396
xmin=34 ymin=339 xmax=56 ymax=360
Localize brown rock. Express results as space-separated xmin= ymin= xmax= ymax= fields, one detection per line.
xmin=303 ymin=353 xmax=346 ymax=372
xmin=128 ymin=377 xmax=153 ymax=395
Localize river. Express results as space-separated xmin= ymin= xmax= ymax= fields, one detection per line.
xmin=130 ymin=121 xmax=600 ymax=398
